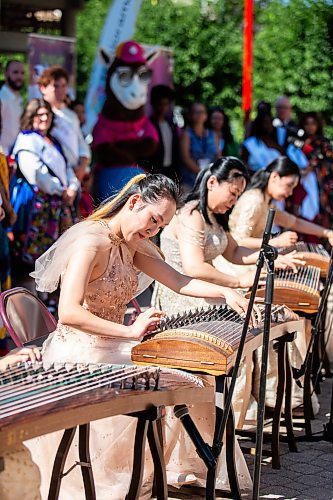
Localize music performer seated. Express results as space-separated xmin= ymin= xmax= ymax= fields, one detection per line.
xmin=215 ymin=157 xmax=333 ymax=416
xmin=25 ymin=174 xmax=258 ymax=498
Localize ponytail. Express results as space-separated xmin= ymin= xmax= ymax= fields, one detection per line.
xmin=88 ymin=174 xmax=146 ymax=221
xmin=88 ymin=173 xmax=180 ymax=221
xmin=248 ymin=156 xmax=300 ymax=192
xmin=184 ymin=156 xmax=249 ymax=227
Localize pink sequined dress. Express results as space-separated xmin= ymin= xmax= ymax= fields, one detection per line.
xmin=26 ymin=221 xmax=251 ymax=499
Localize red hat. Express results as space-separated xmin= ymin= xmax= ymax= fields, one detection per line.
xmin=115 ymin=40 xmax=146 ymax=65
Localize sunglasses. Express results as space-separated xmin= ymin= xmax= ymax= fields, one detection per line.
xmin=115 ymin=66 xmax=152 ymax=87
xmin=35 ymin=111 xmax=51 ymax=118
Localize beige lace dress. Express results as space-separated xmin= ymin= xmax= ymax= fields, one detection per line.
xmin=153 ymin=201 xmax=229 ymax=315
xmin=214 ymin=189 xmax=317 ymax=413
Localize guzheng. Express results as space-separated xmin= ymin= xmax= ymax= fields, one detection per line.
xmin=249 ymin=265 xmax=321 ymax=314
xmin=279 ymin=242 xmax=330 ymax=278
xmin=131 ymin=304 xmax=304 ymax=376
xmin=0 ymin=361 xmax=213 ymax=453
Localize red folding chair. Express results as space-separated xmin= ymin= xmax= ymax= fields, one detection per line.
xmin=0 ymin=287 xmax=57 ymax=347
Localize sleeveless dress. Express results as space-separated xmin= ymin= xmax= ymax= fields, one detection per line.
xmin=26 ymin=223 xmax=252 ymax=499
xmin=153 ymin=201 xmax=229 ymax=315
xmin=214 ymin=189 xmax=319 ymax=414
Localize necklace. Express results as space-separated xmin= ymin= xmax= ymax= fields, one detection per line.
xmin=98 ymin=220 xmax=124 ymax=246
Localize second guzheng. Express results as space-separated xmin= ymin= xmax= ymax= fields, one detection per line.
xmin=131 ymin=304 xmax=304 ymax=376
xmin=250 ymin=265 xmax=321 ymax=313
xmin=279 ymin=242 xmax=330 ymax=278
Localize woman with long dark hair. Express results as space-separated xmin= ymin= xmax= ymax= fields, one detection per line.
xmin=153 ymin=157 xmax=300 ymax=316
xmin=216 ymin=156 xmax=333 ymax=415
xmin=180 ymin=102 xmax=217 ymax=188
xmin=208 ymin=106 xmax=239 ymax=157
xmin=228 ymin=156 xmax=333 ymax=249
xmin=296 ymin=112 xmax=333 ymax=235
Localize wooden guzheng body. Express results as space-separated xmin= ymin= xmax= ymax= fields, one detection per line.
xmin=250 ymin=266 xmax=321 ymax=313
xmin=280 ymin=242 xmax=330 ymax=278
xmin=0 ymin=361 xmax=213 ymax=454
xmin=131 ymin=305 xmax=304 ymax=376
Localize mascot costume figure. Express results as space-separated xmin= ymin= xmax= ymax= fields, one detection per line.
xmin=92 ymin=40 xmax=159 ymax=200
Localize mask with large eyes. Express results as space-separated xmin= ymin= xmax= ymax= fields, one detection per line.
xmin=110 ymin=65 xmax=152 ymax=110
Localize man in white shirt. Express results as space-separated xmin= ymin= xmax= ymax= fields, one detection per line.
xmin=0 ymin=60 xmax=24 ymax=154
xmin=39 ymin=65 xmax=91 ymax=180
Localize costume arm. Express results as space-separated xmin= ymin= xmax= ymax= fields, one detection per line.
xmin=180 ymin=130 xmax=200 ymax=174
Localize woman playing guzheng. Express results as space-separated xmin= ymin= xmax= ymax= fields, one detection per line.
xmin=0 ymin=347 xmax=42 ymax=500
xmin=152 ymin=156 xmax=302 ymax=316
xmin=215 ymin=156 xmax=333 ymax=414
xmin=26 ymin=173 xmax=255 ymax=499
xmin=228 ymin=156 xmax=333 ymax=250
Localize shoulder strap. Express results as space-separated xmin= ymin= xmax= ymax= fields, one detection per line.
xmin=15 ymin=148 xmax=65 ymax=187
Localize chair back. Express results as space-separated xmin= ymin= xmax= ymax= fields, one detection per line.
xmin=0 ymin=287 xmax=57 ymax=347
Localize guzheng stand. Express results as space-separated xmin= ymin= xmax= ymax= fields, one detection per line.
xmin=0 ymin=366 xmax=214 ymax=500
xmin=251 ymin=209 xmax=278 ymax=500
xmin=48 ymin=407 xmax=167 ymax=500
xmin=292 ymin=245 xmax=333 ymax=442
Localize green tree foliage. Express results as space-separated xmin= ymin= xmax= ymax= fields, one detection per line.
xmin=254 ymin=0 xmax=333 ymax=132
xmin=135 ymin=0 xmax=243 ymax=117
xmin=76 ymin=0 xmax=333 ymax=136
xmin=76 ymin=0 xmax=110 ymax=99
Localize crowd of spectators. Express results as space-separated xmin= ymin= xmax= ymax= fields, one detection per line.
xmin=0 ymin=59 xmax=333 ymax=354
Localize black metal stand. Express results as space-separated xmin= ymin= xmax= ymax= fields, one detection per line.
xmin=207 ymin=208 xmax=277 ymax=500
xmin=252 ymin=224 xmax=277 ymax=500
xmin=172 ymin=208 xmax=279 ymax=498
xmin=293 ymin=246 xmax=333 ymax=383
xmin=292 ymin=246 xmax=333 ymax=443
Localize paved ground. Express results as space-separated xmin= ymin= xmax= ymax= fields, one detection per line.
xmin=245 ymin=377 xmax=333 ymax=500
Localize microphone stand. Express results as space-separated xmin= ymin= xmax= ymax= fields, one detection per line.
xmin=204 ymin=208 xmax=277 ymax=500
xmin=252 ymin=212 xmax=278 ymax=500
xmin=293 ymin=246 xmax=333 ymax=383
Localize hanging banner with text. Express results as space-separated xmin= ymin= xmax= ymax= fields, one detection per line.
xmin=27 ymin=34 xmax=76 ymax=101
xmin=84 ymin=0 xmax=143 ymax=134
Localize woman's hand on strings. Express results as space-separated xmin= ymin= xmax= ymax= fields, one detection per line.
xmin=223 ymin=289 xmax=261 ymax=327
xmin=128 ymin=307 xmax=165 ymax=340
xmin=271 ymin=231 xmax=298 ymax=248
xmin=0 ymin=346 xmax=41 ymax=371
xmin=275 ymin=251 xmax=305 ymax=273
xmin=325 ymin=229 xmax=333 ymax=246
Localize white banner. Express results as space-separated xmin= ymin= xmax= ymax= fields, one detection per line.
xmin=84 ymin=0 xmax=143 ymax=134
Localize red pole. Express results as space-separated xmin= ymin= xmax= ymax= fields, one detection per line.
xmin=242 ymin=0 xmax=254 ymax=123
